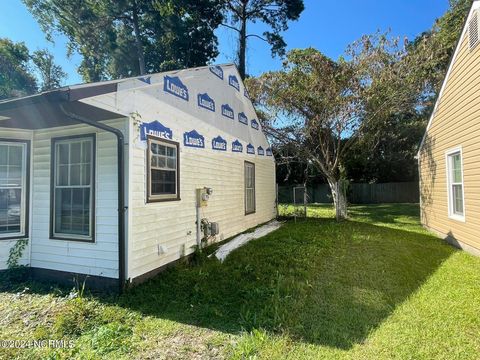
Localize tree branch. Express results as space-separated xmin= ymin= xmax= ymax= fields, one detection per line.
xmin=220 ymin=23 xmax=241 ymax=33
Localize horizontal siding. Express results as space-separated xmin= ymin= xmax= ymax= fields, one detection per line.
xmin=27 ymin=120 xmax=126 ymax=278
xmin=419 ymin=22 xmax=480 ymax=252
xmin=129 ymin=144 xmax=276 ymax=279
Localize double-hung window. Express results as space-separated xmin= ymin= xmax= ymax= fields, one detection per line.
xmin=0 ymin=140 xmax=29 ymax=239
xmin=51 ymin=135 xmax=95 ymax=241
xmin=446 ymin=147 xmax=465 ymax=221
xmin=147 ymin=136 xmax=179 ymax=202
xmin=245 ymin=161 xmax=256 ymax=214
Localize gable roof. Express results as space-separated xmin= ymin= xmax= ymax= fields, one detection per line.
xmin=0 ymin=63 xmax=247 ymax=130
xmin=417 ymin=0 xmax=480 ymax=156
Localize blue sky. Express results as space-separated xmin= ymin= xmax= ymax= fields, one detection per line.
xmin=0 ymin=0 xmax=448 ymax=85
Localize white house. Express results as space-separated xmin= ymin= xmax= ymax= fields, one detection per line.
xmin=0 ymin=64 xmax=276 ymax=290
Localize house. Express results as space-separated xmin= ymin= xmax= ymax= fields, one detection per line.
xmin=418 ymin=1 xmax=480 ymax=256
xmin=0 ymin=64 xmax=277 ymax=290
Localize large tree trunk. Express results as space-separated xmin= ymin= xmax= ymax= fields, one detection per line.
xmin=327 ymin=178 xmax=348 ymax=221
xmin=132 ymin=0 xmax=146 ymax=75
xmin=238 ymin=10 xmax=247 ymax=79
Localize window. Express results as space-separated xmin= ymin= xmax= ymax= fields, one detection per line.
xmin=446 ymin=148 xmax=465 ymax=221
xmin=0 ymin=140 xmax=29 ymax=239
xmin=245 ymin=161 xmax=255 ymax=214
xmin=51 ymin=135 xmax=95 ymax=241
xmin=147 ymin=136 xmax=179 ymax=202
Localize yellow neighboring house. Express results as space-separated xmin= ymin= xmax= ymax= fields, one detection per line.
xmin=418 ymin=0 xmax=480 ymax=256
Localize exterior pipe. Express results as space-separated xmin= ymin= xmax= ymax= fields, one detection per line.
xmin=59 ymin=104 xmax=126 ymax=293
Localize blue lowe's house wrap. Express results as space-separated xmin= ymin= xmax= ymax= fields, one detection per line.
xmin=238 ymin=112 xmax=248 ymax=125
xmin=209 ymin=66 xmax=224 ymax=80
xmin=164 ymin=75 xmax=189 ymax=101
xmin=197 ymin=93 xmax=215 ymax=112
xmin=232 ymin=139 xmax=243 ymax=152
xmin=184 ymin=129 xmax=205 ymax=148
xmin=212 ymin=136 xmax=227 ymax=151
xmin=140 ymin=120 xmax=173 ymax=141
xmin=0 ymin=63 xmax=275 ymax=289
xmin=229 ymin=75 xmax=240 ymax=91
xmin=221 ymin=104 xmax=235 ymax=119
xmin=138 ymin=76 xmax=151 ymax=84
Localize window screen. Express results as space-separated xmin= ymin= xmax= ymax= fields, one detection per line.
xmin=245 ymin=161 xmax=256 ymax=214
xmin=447 ymin=150 xmax=464 ymax=219
xmin=0 ymin=141 xmax=28 ymax=238
xmin=51 ymin=135 xmax=94 ymax=240
xmin=148 ymin=137 xmax=179 ymax=202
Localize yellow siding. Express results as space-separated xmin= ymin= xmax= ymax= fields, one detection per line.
xmin=419 ymin=25 xmax=480 ymax=252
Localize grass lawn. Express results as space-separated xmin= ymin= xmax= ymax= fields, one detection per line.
xmin=1 ymin=204 xmax=479 ymax=359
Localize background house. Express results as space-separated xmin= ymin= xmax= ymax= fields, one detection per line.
xmin=0 ymin=64 xmax=276 ymax=289
xmin=418 ymin=1 xmax=480 ymax=256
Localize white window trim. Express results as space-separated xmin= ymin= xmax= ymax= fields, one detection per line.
xmin=0 ymin=141 xmax=28 ymax=239
xmin=445 ymin=146 xmax=466 ymax=222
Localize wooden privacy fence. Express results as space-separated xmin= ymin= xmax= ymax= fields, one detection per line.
xmin=278 ymin=182 xmax=419 ymax=204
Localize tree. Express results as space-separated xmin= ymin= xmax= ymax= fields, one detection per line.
xmin=248 ymin=36 xmax=419 ymax=219
xmin=0 ymin=38 xmax=37 ymax=100
xmin=32 ymin=49 xmax=67 ymax=91
xmin=220 ymin=0 xmax=304 ymax=79
xmin=23 ymin=0 xmax=223 ymax=82
xmin=342 ymin=0 xmax=473 ymax=185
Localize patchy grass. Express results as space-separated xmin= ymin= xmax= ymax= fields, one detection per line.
xmin=1 ymin=204 xmax=479 ymax=359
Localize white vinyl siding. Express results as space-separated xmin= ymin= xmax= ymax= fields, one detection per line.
xmin=446 ymin=148 xmax=465 ymax=221
xmin=0 ymin=141 xmax=28 ymax=239
xmin=28 ymin=121 xmax=125 ymax=278
xmin=245 ymin=161 xmax=255 ymax=214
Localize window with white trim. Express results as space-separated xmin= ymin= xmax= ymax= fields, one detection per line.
xmin=446 ymin=149 xmax=465 ymax=220
xmin=51 ymin=135 xmax=95 ymax=241
xmin=147 ymin=137 xmax=179 ymax=202
xmin=245 ymin=161 xmax=255 ymax=214
xmin=0 ymin=141 xmax=28 ymax=238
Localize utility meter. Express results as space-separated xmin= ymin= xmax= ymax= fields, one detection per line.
xmin=196 ymin=187 xmax=213 ymax=207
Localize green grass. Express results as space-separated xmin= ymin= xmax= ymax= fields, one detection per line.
xmin=1 ymin=204 xmax=479 ymax=359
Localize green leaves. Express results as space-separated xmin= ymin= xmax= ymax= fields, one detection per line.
xmin=23 ymin=0 xmax=224 ymax=82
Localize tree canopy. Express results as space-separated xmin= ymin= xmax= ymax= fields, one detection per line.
xmin=23 ymin=0 xmax=224 ymax=82
xmin=221 ymin=0 xmax=304 ymax=79
xmin=0 ymin=38 xmax=37 ymax=99
xmin=0 ymin=38 xmax=65 ymax=100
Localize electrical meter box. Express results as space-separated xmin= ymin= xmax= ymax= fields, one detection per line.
xmin=196 ymin=188 xmax=209 ymax=207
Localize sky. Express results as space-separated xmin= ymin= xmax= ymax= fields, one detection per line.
xmin=0 ymin=0 xmax=449 ymax=85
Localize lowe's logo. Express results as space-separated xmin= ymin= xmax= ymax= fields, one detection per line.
xmin=209 ymin=66 xmax=224 ymax=80
xmin=138 ymin=76 xmax=151 ymax=84
xmin=140 ymin=120 xmax=172 ymax=141
xmin=164 ymin=75 xmax=189 ymax=101
xmin=221 ymin=104 xmax=234 ymax=119
xmin=266 ymin=147 xmax=273 ymax=156
xmin=251 ymin=119 xmax=259 ymax=130
xmin=232 ymin=140 xmax=243 ymax=153
xmin=246 ymin=143 xmax=255 ymax=154
xmin=238 ymin=112 xmax=248 ymax=125
xmin=183 ymin=130 xmax=205 ymax=148
xmin=229 ymin=75 xmax=240 ymax=91
xmin=198 ymin=93 xmax=215 ymax=112
xmin=212 ymin=136 xmax=227 ymax=151
xmin=257 ymin=146 xmax=265 ymax=156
